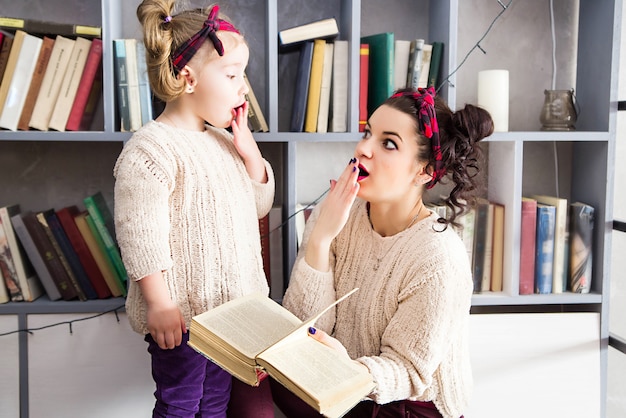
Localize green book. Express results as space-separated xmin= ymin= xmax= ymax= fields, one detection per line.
xmin=427 ymin=41 xmax=444 ymax=89
xmin=84 ymin=192 xmax=128 ymax=286
xmin=360 ymin=32 xmax=394 ymax=115
xmin=84 ymin=213 xmax=127 ymax=296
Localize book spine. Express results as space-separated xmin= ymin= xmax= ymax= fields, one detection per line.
xmin=0 ymin=32 xmax=14 ymax=82
xmin=66 ymin=38 xmax=102 ymax=131
xmin=0 ymin=30 xmax=26 ymax=117
xmin=358 ymin=44 xmax=369 ymax=133
xmin=84 ymin=214 xmax=126 ymax=296
xmin=316 ymin=42 xmax=334 ymax=134
xmin=330 ymin=40 xmax=348 ymax=133
xmin=519 ymin=199 xmax=537 ymax=295
xmin=535 ymin=205 xmax=555 ymax=294
xmin=290 ymin=41 xmax=314 ymax=132
xmin=569 ymin=203 xmax=594 ymax=293
xmin=36 ymin=212 xmax=87 ymax=301
xmin=135 ymin=41 xmax=153 ymax=127
xmin=0 ymin=215 xmax=25 ymax=301
xmin=0 ymin=17 xmax=101 ymax=38
xmin=18 ymin=36 xmax=54 ymax=131
xmin=113 ymin=39 xmax=130 ymax=132
xmin=124 ymin=38 xmax=142 ymax=131
xmin=427 ymin=42 xmax=443 ymax=89
xmin=471 ymin=202 xmax=489 ymax=293
xmin=303 ymin=39 xmax=325 ymax=133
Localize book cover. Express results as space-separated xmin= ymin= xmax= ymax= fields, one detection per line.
xmin=243 ymin=73 xmax=268 ymax=132
xmin=360 ymin=32 xmax=394 ymax=116
xmin=48 ymin=37 xmax=92 ymax=131
xmin=29 ymin=35 xmax=75 ymax=131
xmin=535 ymin=203 xmax=556 ymax=294
xmin=316 ymin=42 xmax=334 ymax=134
xmin=490 ymin=202 xmax=505 ymax=292
xmin=10 ymin=212 xmax=62 ymax=301
xmin=74 ymin=212 xmax=123 ymax=297
xmin=0 ymin=31 xmax=42 ymax=131
xmin=17 ymin=36 xmax=54 ymax=131
xmin=56 ymin=206 xmax=111 ymax=299
xmin=124 ymin=38 xmax=142 ymax=132
xmin=65 ymin=38 xmax=102 ymax=131
xmin=36 ymin=212 xmax=87 ymax=301
xmin=84 ymin=192 xmax=127 ymax=284
xmin=135 ymin=41 xmax=153 ymax=127
xmin=532 ymin=195 xmax=568 ymax=293
xmin=471 ymin=200 xmax=489 ymax=293
xmin=0 ymin=210 xmax=24 ymax=301
xmin=519 ymin=197 xmax=537 ymax=295
xmin=20 ymin=212 xmax=77 ymax=300
xmin=188 ymin=289 xmax=374 ymax=418
xmin=406 ymin=39 xmax=424 ymax=91
xmin=0 ymin=30 xmax=14 ymax=82
xmin=569 ymin=202 xmax=594 ymax=294
xmin=43 ymin=209 xmax=98 ymax=300
xmin=0 ymin=205 xmax=44 ymax=302
xmin=393 ymin=39 xmax=411 ymax=90
xmin=330 ymin=40 xmax=348 ymax=133
xmin=0 ymin=16 xmax=101 ymax=38
xmin=278 ymin=17 xmax=339 ymax=47
xmin=304 ymin=39 xmax=326 ymax=133
xmin=0 ymin=29 xmax=27 ymax=118
xmin=427 ymin=41 xmax=444 ymax=89
xmin=113 ymin=39 xmax=130 ymax=132
xmin=358 ymin=43 xmax=369 ymax=133
xmin=290 ymin=40 xmax=314 ymax=132
xmin=418 ymin=43 xmax=433 ymax=88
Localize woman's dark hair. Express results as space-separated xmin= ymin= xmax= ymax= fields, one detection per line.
xmin=385 ymin=89 xmax=494 ymax=228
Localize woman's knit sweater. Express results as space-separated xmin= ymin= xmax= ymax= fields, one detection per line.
xmin=283 ymin=198 xmax=473 ymax=418
xmin=114 ymin=121 xmax=275 ymax=335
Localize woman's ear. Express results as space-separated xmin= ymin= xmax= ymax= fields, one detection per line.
xmin=414 ymin=164 xmax=434 ymax=186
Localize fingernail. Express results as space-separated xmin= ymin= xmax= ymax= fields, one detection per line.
xmin=352 ymin=166 xmax=357 ymax=172
xmin=308 ymin=327 xmax=316 ymax=335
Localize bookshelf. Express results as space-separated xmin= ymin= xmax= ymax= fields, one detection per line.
xmin=0 ymin=0 xmax=621 ymax=416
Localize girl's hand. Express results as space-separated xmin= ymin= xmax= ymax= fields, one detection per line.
xmin=307 ymin=327 xmax=350 ymax=360
xmin=145 ymin=300 xmax=187 ymax=350
xmin=231 ymin=102 xmax=266 ymax=182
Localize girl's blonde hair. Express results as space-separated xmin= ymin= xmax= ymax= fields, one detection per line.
xmin=136 ymin=0 xmax=243 ymax=102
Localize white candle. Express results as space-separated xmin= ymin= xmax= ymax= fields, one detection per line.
xmin=477 ymin=69 xmax=509 ymax=132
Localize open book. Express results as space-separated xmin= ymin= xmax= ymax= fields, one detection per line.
xmin=188 ymin=288 xmax=375 ymax=418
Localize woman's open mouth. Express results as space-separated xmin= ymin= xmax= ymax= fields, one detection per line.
xmin=357 ymin=164 xmax=369 ymax=182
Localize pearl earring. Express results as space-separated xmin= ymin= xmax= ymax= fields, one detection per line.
xmin=186 ymin=85 xmax=194 ymax=93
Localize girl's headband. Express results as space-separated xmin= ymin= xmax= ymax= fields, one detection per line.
xmin=170 ymin=4 xmax=240 ymax=74
xmin=391 ymin=86 xmax=445 ymax=189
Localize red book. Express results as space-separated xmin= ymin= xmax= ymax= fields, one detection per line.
xmin=359 ymin=43 xmax=369 ymax=132
xmin=259 ymin=215 xmax=270 ymax=286
xmin=519 ymin=197 xmax=537 ymax=295
xmin=56 ymin=205 xmax=112 ymax=298
xmin=66 ymin=38 xmax=102 ymax=131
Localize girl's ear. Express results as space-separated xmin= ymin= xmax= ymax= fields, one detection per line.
xmin=178 ymin=65 xmax=198 ymax=89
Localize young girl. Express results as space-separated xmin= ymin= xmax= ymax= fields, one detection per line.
xmin=272 ymin=87 xmax=494 ymax=418
xmin=113 ymin=1 xmax=275 ymax=416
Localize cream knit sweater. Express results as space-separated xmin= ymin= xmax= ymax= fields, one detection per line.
xmin=283 ymin=198 xmax=473 ymax=418
xmin=114 ymin=121 xmax=275 ymax=335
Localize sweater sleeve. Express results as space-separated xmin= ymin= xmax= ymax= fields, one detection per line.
xmin=252 ymin=159 xmax=275 ymax=219
xmin=113 ymin=143 xmax=174 ymax=281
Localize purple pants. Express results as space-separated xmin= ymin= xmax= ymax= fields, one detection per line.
xmin=146 ymin=332 xmax=232 ymax=417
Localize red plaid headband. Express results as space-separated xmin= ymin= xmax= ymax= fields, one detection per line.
xmin=391 ymin=86 xmax=444 ymax=189
xmin=170 ymin=4 xmax=240 ymax=74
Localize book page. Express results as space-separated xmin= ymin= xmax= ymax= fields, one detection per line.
xmin=192 ymin=293 xmax=301 ymax=360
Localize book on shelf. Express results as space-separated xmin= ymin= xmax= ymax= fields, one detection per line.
xmin=0 ymin=205 xmax=44 ymax=302
xmin=0 ymin=30 xmax=14 ymax=83
xmin=316 ymin=42 xmax=334 ymax=134
xmin=418 ymin=43 xmax=433 ymax=88
xmin=20 ymin=211 xmax=78 ymax=300
xmin=124 ymin=38 xmax=142 ymax=132
xmin=74 ymin=211 xmax=124 ymax=297
xmin=519 ymin=197 xmax=537 ymax=295
xmin=113 ymin=39 xmax=130 ymax=132
xmin=535 ymin=203 xmax=556 ymax=294
xmin=56 ymin=206 xmax=112 ymax=299
xmin=10 ymin=212 xmax=62 ymax=301
xmin=278 ymin=17 xmax=339 ymax=47
xmin=304 ymin=39 xmax=326 ymax=133
xmin=456 ymin=206 xmax=476 ymax=266
xmin=532 ymin=195 xmax=568 ymax=293
xmin=0 ymin=30 xmax=43 ymax=131
xmin=330 ymin=40 xmax=348 ymax=133
xmin=0 ymin=209 xmax=25 ymax=301
xmin=480 ymin=201 xmax=495 ymax=292
xmin=188 ymin=288 xmax=374 ymax=418
xmin=259 ymin=214 xmax=271 ymax=287
xmin=66 ymin=37 xmax=102 ymax=131
xmin=135 ymin=41 xmax=153 ymax=127
xmin=568 ymin=202 xmax=594 ymax=294
xmin=268 ymin=206 xmax=284 ymax=300
xmin=490 ymin=202 xmax=505 ymax=292
xmin=290 ymin=40 xmax=314 ymax=132
xmin=360 ymin=32 xmax=394 ymax=116
xmin=358 ymin=43 xmax=369 ymax=133
xmin=0 ymin=266 xmax=8 ymax=303
xmin=17 ymin=36 xmax=54 ymax=131
xmin=471 ymin=199 xmax=490 ymax=293
xmin=36 ymin=211 xmax=87 ymax=301
xmin=0 ymin=29 xmax=28 ymax=118
xmin=83 ymin=192 xmax=128 ymax=285
xmin=393 ymin=39 xmax=411 ymax=91
xmin=427 ymin=41 xmax=443 ymax=89
xmin=0 ymin=16 xmax=101 ymax=38
xmin=29 ymin=35 xmax=75 ymax=131
xmin=43 ymin=209 xmax=98 ymax=300
xmin=243 ymin=73 xmax=268 ymax=132
xmin=48 ymin=37 xmax=92 ymax=132
xmin=406 ymin=39 xmax=424 ymax=90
